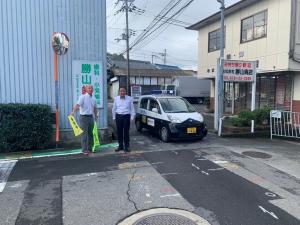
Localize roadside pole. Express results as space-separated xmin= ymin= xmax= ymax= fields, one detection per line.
xmin=215 ymin=0 xmax=225 ymax=132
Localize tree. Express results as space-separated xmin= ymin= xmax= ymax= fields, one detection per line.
xmin=107 ymin=52 xmax=125 ymax=61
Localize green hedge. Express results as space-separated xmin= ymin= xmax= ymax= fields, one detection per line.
xmin=231 ymin=107 xmax=271 ymax=127
xmin=0 ymin=104 xmax=53 ymax=152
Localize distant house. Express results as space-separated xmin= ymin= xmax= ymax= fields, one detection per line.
xmin=108 ymin=59 xmax=196 ymax=98
xmin=187 ymin=0 xmax=300 ymax=114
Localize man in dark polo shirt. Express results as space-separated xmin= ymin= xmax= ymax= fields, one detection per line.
xmin=71 ymin=85 xmax=98 ymax=154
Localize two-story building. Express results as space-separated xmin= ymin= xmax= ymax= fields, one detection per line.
xmin=187 ymin=0 xmax=300 ymax=114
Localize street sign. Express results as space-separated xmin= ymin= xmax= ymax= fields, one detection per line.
xmin=271 ymin=110 xmax=282 ymax=118
xmin=131 ymin=85 xmax=142 ymax=102
xmin=72 ymin=60 xmax=104 ymax=108
xmin=223 ymin=60 xmax=255 ymax=82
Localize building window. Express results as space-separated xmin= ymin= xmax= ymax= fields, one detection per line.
xmin=144 ymin=77 xmax=150 ymax=85
xmin=130 ymin=76 xmax=135 ymax=84
xmin=136 ymin=76 xmax=143 ymax=85
xmin=165 ymin=78 xmax=172 ymax=85
xmin=241 ymin=10 xmax=267 ymax=43
xmin=158 ymin=77 xmax=165 ymax=85
xmin=208 ymin=28 xmax=225 ymax=52
xmin=151 ymin=77 xmax=157 ymax=85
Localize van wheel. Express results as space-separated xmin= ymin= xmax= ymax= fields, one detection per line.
xmin=160 ymin=126 xmax=170 ymax=142
xmin=135 ymin=120 xmax=143 ymax=132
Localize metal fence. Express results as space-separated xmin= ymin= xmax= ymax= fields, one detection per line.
xmin=270 ymin=110 xmax=300 ymax=139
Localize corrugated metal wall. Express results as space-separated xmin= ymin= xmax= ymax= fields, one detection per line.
xmin=0 ymin=0 xmax=107 ymax=129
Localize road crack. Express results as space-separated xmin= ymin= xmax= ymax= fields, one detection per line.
xmin=127 ymin=169 xmax=140 ymax=212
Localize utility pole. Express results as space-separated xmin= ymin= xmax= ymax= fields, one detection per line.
xmin=215 ymin=0 xmax=225 ymax=131
xmin=125 ymin=0 xmax=131 ymax=95
xmin=159 ymin=49 xmax=167 ymax=65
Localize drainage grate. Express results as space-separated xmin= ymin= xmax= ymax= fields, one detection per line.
xmin=242 ymin=151 xmax=272 ymax=159
xmin=133 ymin=213 xmax=197 ymax=225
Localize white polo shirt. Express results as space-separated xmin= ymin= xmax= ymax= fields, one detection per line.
xmin=77 ymin=93 xmax=96 ymax=115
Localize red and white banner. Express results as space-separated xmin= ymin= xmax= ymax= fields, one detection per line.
xmin=223 ymin=60 xmax=256 ymax=82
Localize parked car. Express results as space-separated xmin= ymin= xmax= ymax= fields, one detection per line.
xmin=135 ymin=95 xmax=207 ymax=142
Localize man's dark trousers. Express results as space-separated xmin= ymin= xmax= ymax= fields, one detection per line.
xmin=116 ymin=114 xmax=130 ymax=149
xmin=80 ymin=115 xmax=94 ymax=152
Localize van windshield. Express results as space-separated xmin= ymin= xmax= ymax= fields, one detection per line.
xmin=159 ymin=98 xmax=196 ymax=113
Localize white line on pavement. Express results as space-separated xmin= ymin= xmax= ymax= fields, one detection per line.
xmin=161 ymin=173 xmax=179 ymax=176
xmin=258 ymin=205 xmax=279 ymax=220
xmin=151 ymin=162 xmax=164 ymax=165
xmin=201 ymin=171 xmax=210 ymax=176
xmin=0 ymin=160 xmax=17 ymax=193
xmin=191 ymin=163 xmax=200 ymax=170
xmin=208 ymin=168 xmax=225 ymax=171
xmin=213 ymin=160 xmax=229 ymax=164
xmin=160 ymin=193 xmax=181 ymax=198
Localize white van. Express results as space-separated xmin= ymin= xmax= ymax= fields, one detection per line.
xmin=135 ymin=95 xmax=207 ymax=142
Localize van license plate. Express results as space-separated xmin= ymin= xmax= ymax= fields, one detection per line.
xmin=187 ymin=127 xmax=196 ymax=133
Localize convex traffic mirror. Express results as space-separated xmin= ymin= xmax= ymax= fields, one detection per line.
xmin=52 ymin=32 xmax=69 ymax=55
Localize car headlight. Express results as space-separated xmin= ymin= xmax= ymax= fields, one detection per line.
xmin=198 ymin=113 xmax=204 ymax=122
xmin=167 ymin=114 xmax=181 ymax=123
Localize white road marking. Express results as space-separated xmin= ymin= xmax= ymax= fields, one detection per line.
xmin=151 ymin=162 xmax=164 ymax=165
xmin=86 ymin=172 xmax=97 ymax=177
xmin=161 ymin=173 xmax=178 ymax=176
xmin=146 ymin=193 xmax=151 ymax=198
xmin=258 ymin=205 xmax=279 ymax=220
xmin=196 ymin=158 xmax=208 ymax=161
xmin=172 ymin=151 xmax=178 ymax=155
xmin=160 ymin=193 xmax=181 ymax=198
xmin=0 ymin=160 xmax=17 ymax=193
xmin=191 ymin=163 xmax=200 ymax=170
xmin=201 ymin=171 xmax=210 ymax=176
xmin=208 ymin=168 xmax=225 ymax=171
xmin=265 ymin=192 xmax=277 ymax=197
xmin=213 ymin=160 xmax=228 ymax=164
xmin=0 ymin=183 xmax=6 ymax=192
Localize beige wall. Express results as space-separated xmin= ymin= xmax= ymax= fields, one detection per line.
xmin=198 ymin=0 xmax=292 ymax=79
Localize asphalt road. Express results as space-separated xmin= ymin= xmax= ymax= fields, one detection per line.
xmin=1 ymin=143 xmax=299 ymax=225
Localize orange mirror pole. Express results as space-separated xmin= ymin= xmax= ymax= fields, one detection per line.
xmin=54 ymin=52 xmax=59 ymax=146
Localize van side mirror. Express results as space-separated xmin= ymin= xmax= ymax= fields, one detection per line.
xmin=152 ymin=108 xmax=158 ymax=113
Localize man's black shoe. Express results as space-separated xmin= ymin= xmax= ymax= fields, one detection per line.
xmin=115 ymin=147 xmax=123 ymax=152
xmin=124 ymin=147 xmax=131 ymax=152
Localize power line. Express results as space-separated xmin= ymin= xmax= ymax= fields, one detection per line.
xmin=121 ymin=0 xmax=194 ymax=54
xmin=127 ymin=0 xmax=183 ymax=52
xmin=131 ymin=0 xmax=194 ymax=52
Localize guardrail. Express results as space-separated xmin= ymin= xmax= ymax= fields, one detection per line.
xmin=270 ymin=110 xmax=300 ymax=139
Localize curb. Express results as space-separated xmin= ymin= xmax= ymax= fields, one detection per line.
xmin=0 ymin=142 xmax=118 ymax=161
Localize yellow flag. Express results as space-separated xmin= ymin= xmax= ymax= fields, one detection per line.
xmin=68 ymin=115 xmax=83 ymax=136
xmin=92 ymin=122 xmax=101 ymax=152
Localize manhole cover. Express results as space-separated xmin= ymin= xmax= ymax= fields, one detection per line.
xmin=117 ymin=208 xmax=211 ymax=225
xmin=133 ymin=213 xmax=197 ymax=225
xmin=242 ymin=151 xmax=272 ymax=159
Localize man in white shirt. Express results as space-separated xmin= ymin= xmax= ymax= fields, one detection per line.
xmin=71 ymin=85 xmax=98 ymax=154
xmin=112 ymin=87 xmax=135 ymax=152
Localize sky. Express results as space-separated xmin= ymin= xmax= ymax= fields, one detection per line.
xmin=106 ymin=0 xmax=240 ymax=70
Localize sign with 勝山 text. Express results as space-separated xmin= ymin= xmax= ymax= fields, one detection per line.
xmin=72 ymin=60 xmax=104 ymax=108
xmin=223 ymin=60 xmax=256 ymax=82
